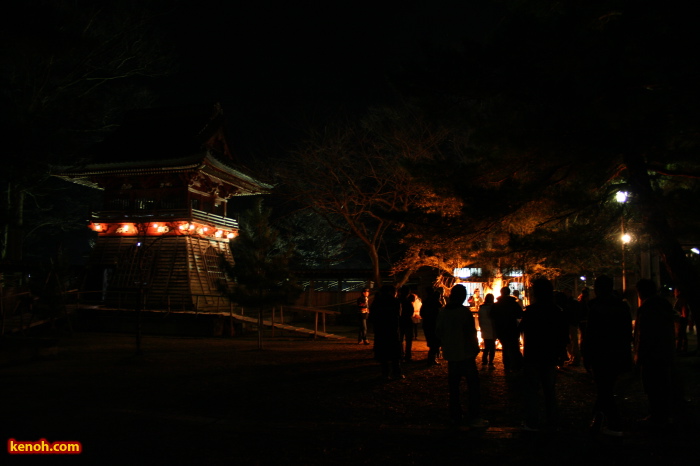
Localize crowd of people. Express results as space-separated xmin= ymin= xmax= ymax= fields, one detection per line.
xmin=357 ymin=276 xmax=692 ymax=434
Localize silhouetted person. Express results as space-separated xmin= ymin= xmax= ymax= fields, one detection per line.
xmin=584 ymin=275 xmax=632 ymax=436
xmin=478 ymin=293 xmax=497 ymax=368
xmin=634 ymin=279 xmax=676 ymax=428
xmin=357 ymin=287 xmax=370 ymax=345
xmin=490 ymin=286 xmax=524 ymax=374
xmin=398 ymin=285 xmax=416 ymax=362
xmin=554 ymin=291 xmax=573 ymax=367
xmin=421 ymin=286 xmax=444 ymax=366
xmin=520 ymin=278 xmax=569 ymax=431
xmin=673 ymin=288 xmax=691 ymax=355
xmin=578 ymin=287 xmax=591 ymax=372
xmin=562 ymin=288 xmax=582 ymax=366
xmin=512 ymin=289 xmax=524 ymax=309
xmin=436 ymin=285 xmax=488 ymax=428
xmin=369 ymin=285 xmax=404 ymax=380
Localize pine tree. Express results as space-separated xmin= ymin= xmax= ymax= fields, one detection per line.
xmin=227 ymin=200 xmax=302 ymax=348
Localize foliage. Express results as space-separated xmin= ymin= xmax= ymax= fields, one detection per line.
xmin=227 ymin=200 xmax=302 ymax=308
xmin=382 ymin=0 xmax=700 ymax=288
xmin=274 ymin=208 xmax=350 ymax=269
xmin=275 ymin=110 xmax=448 ymax=286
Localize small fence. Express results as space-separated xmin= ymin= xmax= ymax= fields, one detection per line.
xmin=1 ymin=288 xmax=355 ymax=339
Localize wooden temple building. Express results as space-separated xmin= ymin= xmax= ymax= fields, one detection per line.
xmin=54 ymin=104 xmax=271 ymax=313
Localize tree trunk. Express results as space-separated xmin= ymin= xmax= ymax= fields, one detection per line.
xmin=368 ymin=245 xmax=382 ymax=288
xmin=625 ymin=153 xmax=700 ymax=346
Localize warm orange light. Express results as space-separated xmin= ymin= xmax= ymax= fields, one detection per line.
xmin=93 ymin=223 xmax=102 ymax=231
xmin=227 ymin=232 xmax=235 ymax=239
xmin=485 ymin=277 xmax=503 ymax=299
xmin=215 ymin=230 xmax=223 ymax=238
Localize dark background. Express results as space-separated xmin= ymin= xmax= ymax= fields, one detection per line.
xmin=151 ymin=0 xmax=486 ymax=157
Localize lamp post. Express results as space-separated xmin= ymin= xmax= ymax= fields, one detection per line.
xmin=621 ymin=232 xmax=632 ymax=294
xmin=616 ymin=191 xmax=630 ymax=293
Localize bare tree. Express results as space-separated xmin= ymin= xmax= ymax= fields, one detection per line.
xmin=1 ymin=1 xmax=173 ymax=262
xmin=277 ymin=111 xmax=448 ymax=286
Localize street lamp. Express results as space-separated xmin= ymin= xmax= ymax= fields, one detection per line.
xmin=620 ymin=232 xmax=633 ymax=294
xmin=616 ymin=191 xmax=631 ymax=293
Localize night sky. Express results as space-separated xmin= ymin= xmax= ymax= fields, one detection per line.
xmin=0 ymin=0 xmax=497 ymax=161
xmin=151 ymin=1 xmax=478 ymax=156
xmin=156 ymin=2 xmax=393 ymax=148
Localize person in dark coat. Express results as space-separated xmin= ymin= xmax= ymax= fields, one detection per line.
xmin=673 ymin=288 xmax=691 ymax=355
xmin=436 ymin=285 xmax=488 ymax=428
xmin=577 ymin=287 xmax=591 ymax=372
xmin=561 ymin=288 xmax=582 ymax=366
xmin=520 ymin=278 xmax=569 ymax=431
xmin=398 ymin=285 xmax=416 ymax=362
xmin=369 ymin=285 xmax=404 ymax=380
xmin=478 ymin=293 xmax=497 ymax=368
xmin=420 ymin=286 xmax=444 ymax=366
xmin=490 ymin=286 xmax=524 ymax=373
xmin=634 ymin=279 xmax=677 ymax=428
xmin=583 ymin=275 xmax=632 ymax=436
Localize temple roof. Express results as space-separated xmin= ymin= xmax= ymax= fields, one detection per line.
xmin=52 ymin=104 xmax=272 ymax=194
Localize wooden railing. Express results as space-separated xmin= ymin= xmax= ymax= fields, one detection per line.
xmin=272 ymin=305 xmax=341 ymax=338
xmin=1 ymin=289 xmax=350 ymax=339
xmin=91 ymin=208 xmax=239 ymax=229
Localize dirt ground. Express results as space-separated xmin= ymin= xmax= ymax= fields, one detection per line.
xmin=1 ymin=324 xmax=699 ymax=465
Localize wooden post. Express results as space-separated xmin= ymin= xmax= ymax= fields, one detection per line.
xmin=314 ymin=311 xmax=318 ymax=340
